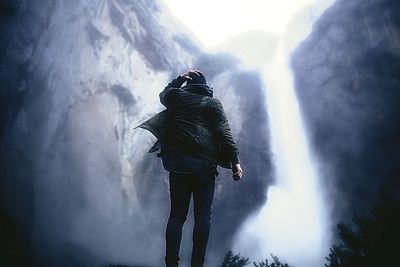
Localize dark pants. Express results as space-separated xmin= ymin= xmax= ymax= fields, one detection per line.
xmin=165 ymin=171 xmax=216 ymax=267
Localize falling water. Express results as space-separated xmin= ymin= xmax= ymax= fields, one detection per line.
xmin=233 ymin=4 xmax=333 ymax=267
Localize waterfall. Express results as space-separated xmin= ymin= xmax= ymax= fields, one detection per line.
xmin=232 ymin=4 xmax=334 ymax=267
xmin=161 ymin=1 xmax=335 ymax=265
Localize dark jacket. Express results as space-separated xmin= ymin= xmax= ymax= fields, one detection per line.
xmin=137 ymin=76 xmax=240 ymax=169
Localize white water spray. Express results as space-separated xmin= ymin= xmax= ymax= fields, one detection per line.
xmin=232 ymin=3 xmax=334 ymax=267
xmin=163 ymin=1 xmax=335 ymax=265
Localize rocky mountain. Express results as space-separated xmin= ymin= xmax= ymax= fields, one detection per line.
xmin=0 ymin=0 xmax=271 ymax=266
xmin=292 ymin=0 xmax=400 ymax=225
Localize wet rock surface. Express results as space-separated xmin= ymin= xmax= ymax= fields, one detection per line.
xmin=292 ymin=0 xmax=400 ymax=223
xmin=0 ymin=0 xmax=271 ymax=266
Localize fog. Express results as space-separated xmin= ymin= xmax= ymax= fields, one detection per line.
xmin=233 ymin=26 xmax=331 ymax=267
xmin=0 ymin=1 xmax=271 ymax=266
xmin=2 ymin=0 xmax=399 ymax=266
xmin=165 ymin=0 xmax=334 ymax=266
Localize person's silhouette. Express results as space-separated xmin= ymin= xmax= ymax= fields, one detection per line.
xmin=138 ymin=70 xmax=243 ymax=267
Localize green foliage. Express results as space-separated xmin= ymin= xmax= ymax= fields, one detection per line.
xmin=220 ymin=251 xmax=292 ymax=267
xmin=253 ymin=255 xmax=292 ymax=267
xmin=325 ymin=197 xmax=400 ymax=267
xmin=220 ymin=251 xmax=250 ymax=267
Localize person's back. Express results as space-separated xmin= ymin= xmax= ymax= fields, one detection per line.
xmin=159 ymin=71 xmax=241 ymax=172
xmin=161 ymin=83 xmax=219 ymax=172
xmin=138 ymin=70 xmax=243 ymax=267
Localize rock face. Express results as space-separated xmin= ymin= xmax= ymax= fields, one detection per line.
xmin=0 ymin=0 xmax=271 ymax=266
xmin=292 ymin=0 xmax=400 ymax=223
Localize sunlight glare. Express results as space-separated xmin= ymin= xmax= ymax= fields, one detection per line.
xmin=163 ymin=0 xmax=320 ymax=47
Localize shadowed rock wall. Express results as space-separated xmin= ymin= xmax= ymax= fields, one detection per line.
xmin=292 ymin=0 xmax=400 ymax=226
xmin=0 ymin=0 xmax=271 ymax=266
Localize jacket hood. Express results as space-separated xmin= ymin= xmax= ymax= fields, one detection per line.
xmin=182 ymin=84 xmax=213 ymax=97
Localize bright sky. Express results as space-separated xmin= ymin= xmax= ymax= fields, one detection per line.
xmin=163 ymin=0 xmax=320 ymax=47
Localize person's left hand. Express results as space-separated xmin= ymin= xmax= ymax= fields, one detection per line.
xmin=232 ymin=163 xmax=244 ymax=181
xmin=180 ymin=69 xmax=202 ymax=80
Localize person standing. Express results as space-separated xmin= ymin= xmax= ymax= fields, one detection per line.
xmin=138 ymin=70 xmax=243 ymax=267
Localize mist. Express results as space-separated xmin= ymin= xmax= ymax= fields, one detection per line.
xmin=228 ymin=2 xmax=333 ymax=266
xmin=1 ymin=0 xmax=400 ymax=266
xmin=163 ymin=0 xmax=335 ymax=265
xmin=0 ymin=0 xmax=270 ymax=266
xmin=291 ymin=0 xmax=400 ymax=223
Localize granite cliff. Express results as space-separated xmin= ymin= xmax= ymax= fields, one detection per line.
xmin=292 ymin=0 xmax=400 ymax=225
xmin=0 ymin=0 xmax=271 ymax=266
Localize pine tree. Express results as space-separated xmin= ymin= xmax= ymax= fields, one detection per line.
xmin=325 ymin=197 xmax=400 ymax=267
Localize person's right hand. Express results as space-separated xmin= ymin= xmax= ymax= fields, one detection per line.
xmin=232 ymin=163 xmax=244 ymax=181
xmin=180 ymin=69 xmax=202 ymax=80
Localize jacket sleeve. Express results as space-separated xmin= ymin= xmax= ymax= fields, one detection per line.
xmin=159 ymin=75 xmax=186 ymax=107
xmin=209 ymin=99 xmax=240 ymax=166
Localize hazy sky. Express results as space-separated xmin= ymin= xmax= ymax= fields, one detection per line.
xmin=163 ymin=0 xmax=321 ymax=47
